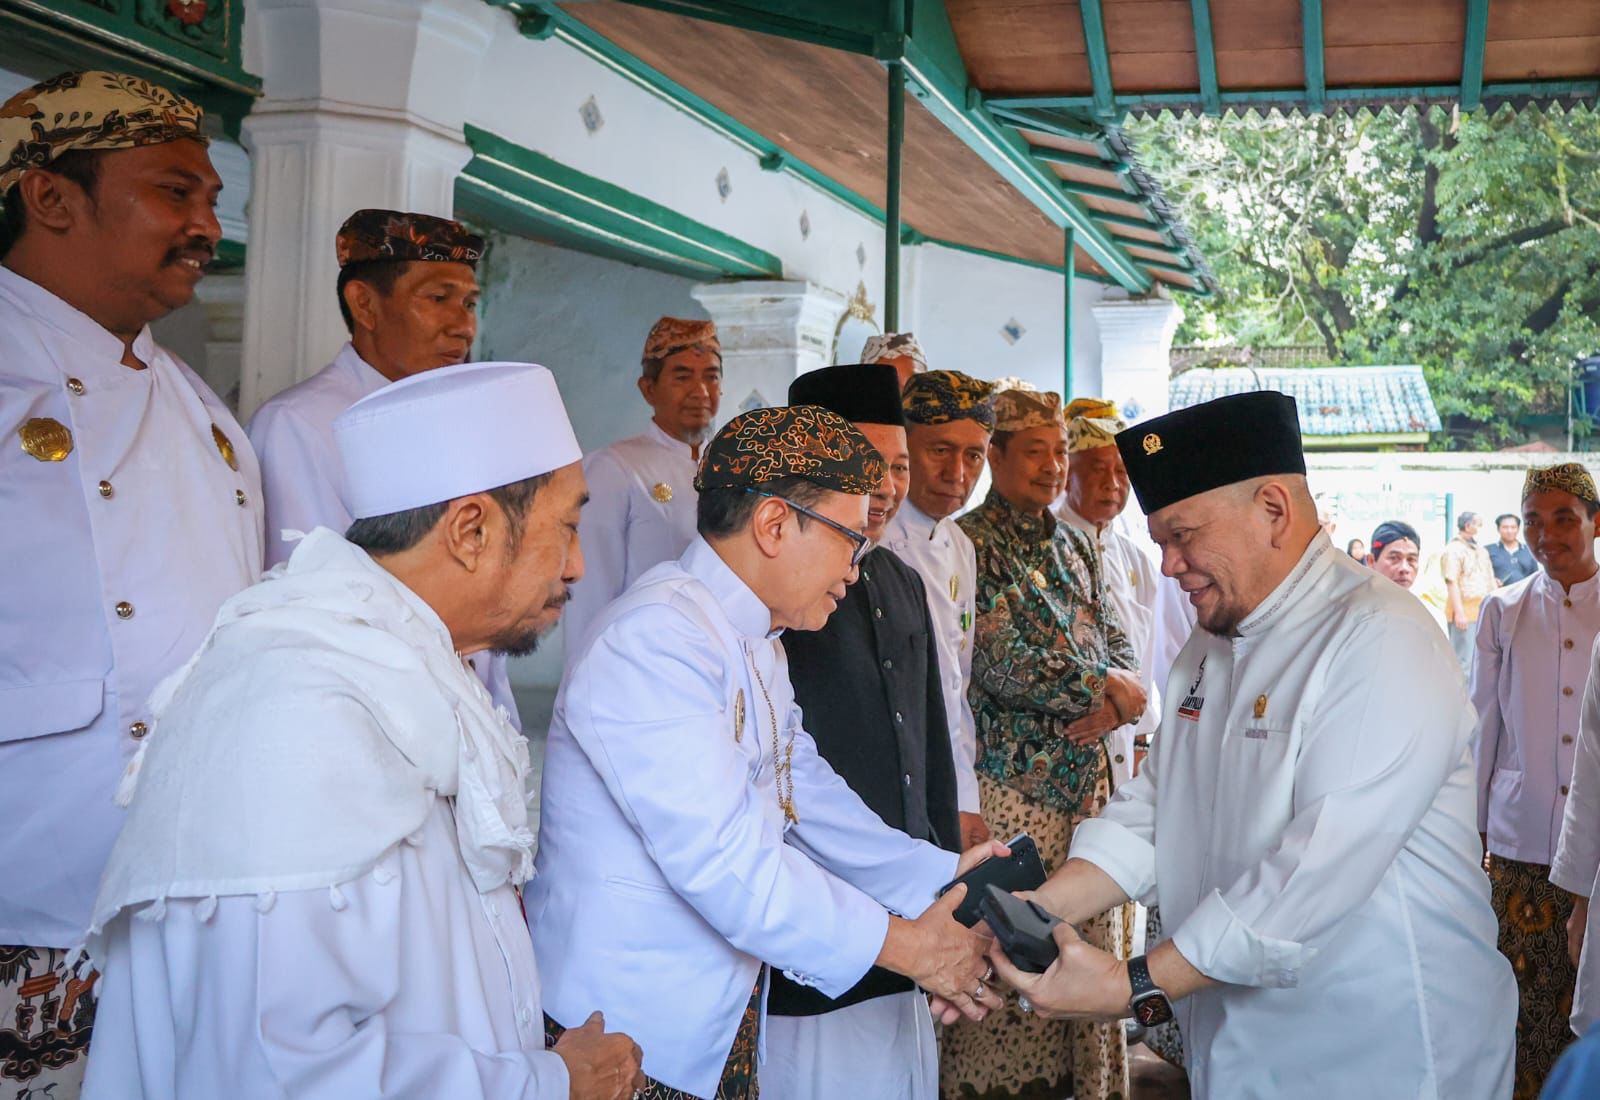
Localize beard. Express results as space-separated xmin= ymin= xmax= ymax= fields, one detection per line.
xmin=488 ymin=588 xmax=570 ymax=658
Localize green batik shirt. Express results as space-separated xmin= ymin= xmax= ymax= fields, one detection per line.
xmin=958 ymin=489 xmax=1136 ymax=817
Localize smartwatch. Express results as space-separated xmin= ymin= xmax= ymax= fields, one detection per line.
xmin=1127 ymin=954 xmax=1174 ymax=1027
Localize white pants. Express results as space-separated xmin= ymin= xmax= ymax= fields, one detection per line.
xmin=761 ymin=991 xmax=937 ymax=1100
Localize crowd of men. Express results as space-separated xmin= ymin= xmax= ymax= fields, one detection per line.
xmin=4 ymin=68 xmax=1600 ymax=1100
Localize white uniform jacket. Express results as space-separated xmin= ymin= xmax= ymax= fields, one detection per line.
xmin=1058 ymin=502 xmax=1162 ymax=787
xmin=563 ymin=420 xmax=700 ymax=659
xmin=247 ymin=344 xmax=519 ymax=727
xmin=1071 ymin=534 xmax=1515 ymax=1098
xmin=882 ymin=501 xmax=981 ymax=812
xmin=527 ymin=537 xmax=958 ymax=1098
xmin=0 ymin=265 xmax=262 ymax=947
xmin=1551 ymin=634 xmax=1600 ymax=1036
xmin=1472 ymin=570 xmax=1600 ymax=864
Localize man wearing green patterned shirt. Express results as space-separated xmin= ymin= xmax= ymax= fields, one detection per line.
xmin=938 ymin=385 xmax=1145 ymax=1100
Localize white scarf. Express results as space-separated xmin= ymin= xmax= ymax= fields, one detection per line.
xmin=89 ymin=528 xmax=534 ymax=934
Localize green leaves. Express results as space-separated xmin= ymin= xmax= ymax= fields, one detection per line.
xmin=1129 ymin=105 xmax=1600 ymax=449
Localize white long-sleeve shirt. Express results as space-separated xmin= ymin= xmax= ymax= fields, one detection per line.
xmin=0 ymin=264 xmax=262 ymax=947
xmin=529 ymin=537 xmax=958 ymax=1098
xmin=83 ymin=800 xmax=567 ymax=1099
xmin=1472 ymin=570 xmax=1600 ymax=863
xmin=1551 ymin=635 xmax=1600 ymax=1036
xmin=882 ymin=501 xmax=980 ymax=813
xmin=562 ymin=420 xmax=700 ymax=660
xmin=1071 ymin=534 xmax=1515 ymax=1098
xmin=1058 ymin=501 xmax=1162 ymax=787
xmin=247 ymin=344 xmax=519 ymax=728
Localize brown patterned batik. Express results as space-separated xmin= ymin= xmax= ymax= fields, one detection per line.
xmin=1489 ymin=854 xmax=1577 ymax=1100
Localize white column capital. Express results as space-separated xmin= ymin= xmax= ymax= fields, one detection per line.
xmin=690 ymin=280 xmax=848 ymax=413
xmin=1091 ymin=295 xmax=1187 ymax=423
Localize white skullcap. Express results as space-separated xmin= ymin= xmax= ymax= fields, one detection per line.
xmin=335 ymin=362 xmax=581 ymax=519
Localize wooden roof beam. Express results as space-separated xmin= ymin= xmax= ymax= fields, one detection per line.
xmin=1190 ymin=0 xmax=1220 ymax=116
xmin=1078 ymin=0 xmax=1117 ymax=122
xmin=1302 ymin=0 xmax=1325 ymax=114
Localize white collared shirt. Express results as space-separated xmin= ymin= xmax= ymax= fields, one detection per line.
xmin=247 ymin=342 xmax=387 ymax=567
xmin=0 ymin=264 xmax=262 ymax=947
xmin=1473 ymin=569 xmax=1600 ymax=863
xmin=1071 ymin=534 xmax=1515 ymax=1097
xmin=1058 ymin=501 xmax=1162 ymax=786
xmin=882 ymin=501 xmax=980 ymax=812
xmin=529 ymin=538 xmax=958 ymax=1097
xmin=563 ymin=419 xmax=701 ymax=661
xmin=246 ymin=346 xmax=520 ymax=728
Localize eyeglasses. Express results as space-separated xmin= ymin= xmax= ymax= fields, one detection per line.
xmin=744 ymin=488 xmax=871 ymax=567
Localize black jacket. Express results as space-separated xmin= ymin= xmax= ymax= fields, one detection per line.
xmin=769 ymin=545 xmax=962 ymax=1016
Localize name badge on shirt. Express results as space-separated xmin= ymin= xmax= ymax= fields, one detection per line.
xmin=1176 ymin=656 xmax=1207 ymax=722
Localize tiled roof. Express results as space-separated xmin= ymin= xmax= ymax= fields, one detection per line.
xmin=1169 ymin=365 xmax=1442 ymax=437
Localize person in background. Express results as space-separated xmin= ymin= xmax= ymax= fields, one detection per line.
xmin=1492 ymin=512 xmax=1541 ymax=586
xmin=1443 ymin=510 xmax=1497 ymax=673
xmin=861 ymin=331 xmax=927 ymax=389
xmin=1346 ymin=537 xmax=1366 ymax=560
xmin=563 ymin=316 xmax=721 ymax=659
xmin=0 ymin=69 xmax=264 ymax=1097
xmin=1474 ymin=464 xmax=1600 ymax=1098
xmin=1367 ymin=521 xmax=1421 ymax=589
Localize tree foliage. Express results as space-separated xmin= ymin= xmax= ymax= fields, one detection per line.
xmin=1128 ymin=105 xmax=1600 ymax=449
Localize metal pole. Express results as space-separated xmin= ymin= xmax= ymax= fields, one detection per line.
xmin=1063 ymin=224 xmax=1076 ymax=398
xmin=886 ymin=61 xmax=905 ymax=331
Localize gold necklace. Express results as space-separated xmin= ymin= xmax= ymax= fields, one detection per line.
xmin=749 ymin=659 xmax=798 ymax=824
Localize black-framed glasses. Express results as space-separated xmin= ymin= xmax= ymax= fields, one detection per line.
xmin=744 ymin=488 xmax=871 ymax=567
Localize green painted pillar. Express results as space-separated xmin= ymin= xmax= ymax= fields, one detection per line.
xmin=1064 ymin=225 xmax=1076 ymax=398
xmin=886 ymin=61 xmax=905 ymax=331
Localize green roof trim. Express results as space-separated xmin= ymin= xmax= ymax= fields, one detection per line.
xmin=457 ymin=125 xmax=781 ymax=280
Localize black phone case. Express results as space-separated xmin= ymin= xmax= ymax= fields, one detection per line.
xmin=936 ymin=833 xmax=1047 ymax=927
xmin=978 ymin=884 xmax=1063 ymax=974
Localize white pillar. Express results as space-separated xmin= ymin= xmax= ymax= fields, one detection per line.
xmin=237 ymin=0 xmax=498 ymax=417
xmin=191 ymin=273 xmax=246 ymax=409
xmin=690 ymin=280 xmax=848 ymax=414
xmin=1091 ymin=294 xmax=1185 ymax=424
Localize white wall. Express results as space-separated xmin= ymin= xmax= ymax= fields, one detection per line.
xmin=905 ymin=242 xmax=1107 ymax=396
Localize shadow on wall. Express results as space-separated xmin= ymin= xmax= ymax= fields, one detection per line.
xmin=472 ymin=231 xmax=711 ymax=694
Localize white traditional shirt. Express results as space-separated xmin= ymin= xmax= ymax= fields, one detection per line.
xmin=563 ymin=419 xmax=700 ymax=659
xmin=247 ymin=344 xmax=519 ymax=728
xmin=1058 ymin=501 xmax=1162 ymax=787
xmin=0 ymin=264 xmax=262 ymax=948
xmin=1071 ymin=534 xmax=1515 ymax=1098
xmin=1551 ymin=634 xmax=1600 ymax=1037
xmin=83 ymin=529 xmax=565 ymax=1097
xmin=1473 ymin=569 xmax=1600 ymax=864
xmin=528 ymin=537 xmax=958 ymax=1098
xmin=882 ymin=501 xmax=980 ymax=813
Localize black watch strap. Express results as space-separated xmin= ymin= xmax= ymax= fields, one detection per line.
xmin=1128 ymin=954 xmax=1158 ymax=998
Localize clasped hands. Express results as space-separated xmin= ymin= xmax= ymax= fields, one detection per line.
xmin=1064 ymin=668 xmax=1148 ymax=746
xmin=926 ymin=890 xmax=1131 ymax=1026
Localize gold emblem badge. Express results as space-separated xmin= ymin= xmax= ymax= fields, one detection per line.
xmin=1253 ymin=693 xmax=1269 ymax=720
xmin=18 ymin=417 xmax=72 ymax=462
xmin=948 ymin=575 xmax=960 ymax=601
xmin=212 ymin=424 xmax=239 ymax=471
xmin=1030 ymin=568 xmax=1048 ymax=589
xmin=1142 ymin=432 xmax=1163 ymax=456
xmin=733 ymin=688 xmax=745 ymax=743
xmin=651 ymin=482 xmax=673 ymax=503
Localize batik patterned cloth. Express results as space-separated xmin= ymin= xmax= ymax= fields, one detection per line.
xmin=1 ymin=70 xmax=205 ymax=191
xmin=939 ymin=776 xmax=1129 ymax=1100
xmin=901 ymin=370 xmax=996 ymax=429
xmin=1489 ymin=855 xmax=1577 ymax=1100
xmin=0 ymin=946 xmax=97 ymax=1100
xmin=694 ymin=405 xmax=884 ymax=494
xmin=1524 ymin=462 xmax=1599 ymax=505
xmin=644 ymin=317 xmax=720 ymax=362
xmin=959 ymin=490 xmax=1135 ymax=819
xmin=334 ymin=208 xmax=484 ymax=267
xmin=545 ymin=980 xmax=761 ymax=1100
xmin=992 ymin=389 xmax=1065 ymax=434
xmin=1064 ymin=397 xmax=1127 ymax=454
xmin=861 ymin=331 xmax=927 ymax=373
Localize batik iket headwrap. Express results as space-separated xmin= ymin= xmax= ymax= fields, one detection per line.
xmin=901 ymin=370 xmax=996 ymax=429
xmin=695 ymin=405 xmax=885 ymax=494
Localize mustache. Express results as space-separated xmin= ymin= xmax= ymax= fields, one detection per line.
xmin=545 ymin=587 xmax=572 ymax=610
xmin=164 ymin=237 xmax=216 ymax=268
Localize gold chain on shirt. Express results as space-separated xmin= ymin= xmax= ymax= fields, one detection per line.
xmin=749 ymin=660 xmax=798 ymax=824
